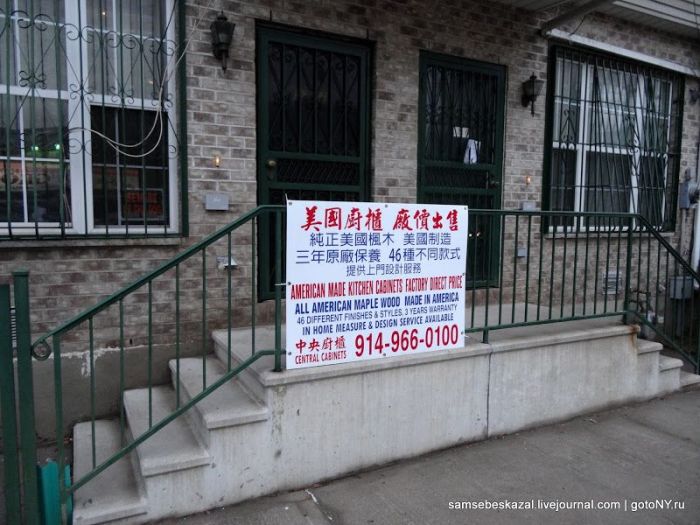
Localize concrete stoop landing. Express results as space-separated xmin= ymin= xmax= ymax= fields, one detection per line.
xmin=71 ymin=314 xmax=699 ymax=524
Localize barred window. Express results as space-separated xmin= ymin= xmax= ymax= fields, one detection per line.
xmin=0 ymin=0 xmax=178 ymax=238
xmin=546 ymin=46 xmax=682 ymax=230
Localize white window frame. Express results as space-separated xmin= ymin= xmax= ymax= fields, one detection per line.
xmin=550 ymin=57 xmax=674 ymax=232
xmin=0 ymin=0 xmax=178 ymax=237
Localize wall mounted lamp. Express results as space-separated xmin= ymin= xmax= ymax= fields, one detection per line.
xmin=689 ymin=87 xmax=699 ymax=105
xmin=210 ymin=12 xmax=235 ymax=71
xmin=521 ymin=74 xmax=545 ymax=116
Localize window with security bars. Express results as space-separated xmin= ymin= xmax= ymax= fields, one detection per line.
xmin=546 ymin=46 xmax=682 ymax=231
xmin=0 ymin=0 xmax=179 ymax=238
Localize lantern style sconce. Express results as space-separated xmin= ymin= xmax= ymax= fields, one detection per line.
xmin=210 ymin=12 xmax=235 ymax=71
xmin=689 ymin=86 xmax=699 ymax=105
xmin=521 ymin=74 xmax=545 ymax=116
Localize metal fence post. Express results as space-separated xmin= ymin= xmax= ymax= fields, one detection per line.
xmin=13 ymin=270 xmax=41 ymax=525
xmin=274 ymin=210 xmax=283 ymax=372
xmin=623 ymin=217 xmax=634 ymax=321
xmin=0 ymin=284 xmax=22 ymax=524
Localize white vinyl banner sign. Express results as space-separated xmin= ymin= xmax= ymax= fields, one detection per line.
xmin=286 ymin=200 xmax=468 ymax=369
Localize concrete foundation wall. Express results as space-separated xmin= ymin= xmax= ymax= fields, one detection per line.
xmin=170 ymin=322 xmax=661 ymax=516
xmin=487 ymin=326 xmax=639 ymax=435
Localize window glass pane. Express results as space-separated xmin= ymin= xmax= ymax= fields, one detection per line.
xmin=0 ymin=13 xmax=19 ymax=86
xmin=91 ymin=106 xmax=169 ymax=227
xmin=553 ymin=57 xmax=580 ymax=144
xmin=90 ymin=106 xmax=117 ymax=164
xmin=87 ymin=0 xmax=163 ymax=38
xmin=21 ymin=99 xmax=70 ymax=223
xmin=22 ymin=98 xmax=69 ymax=158
xmin=91 ymin=165 xmax=118 ymax=225
xmin=638 ymin=156 xmax=665 ymax=227
xmin=26 ymin=161 xmax=70 ymax=222
xmin=122 ymin=0 xmax=165 ymax=38
xmin=15 ymin=12 xmax=67 ymax=90
xmin=584 ymin=152 xmax=631 ymax=214
xmin=0 ymin=96 xmax=22 ymax=156
xmin=86 ymin=29 xmax=118 ymax=97
xmin=553 ymin=101 xmax=579 ymax=145
xmin=0 ymin=160 xmax=25 ymax=222
xmin=87 ymin=0 xmax=166 ymax=101
xmin=17 ymin=0 xmax=65 ymax=22
xmin=550 ymin=148 xmax=576 ymax=228
xmin=87 ymin=2 xmax=113 ymax=29
xmin=0 ymin=97 xmax=69 ymax=224
xmin=642 ymin=79 xmax=670 ymax=153
xmin=588 ymin=68 xmax=636 ymax=147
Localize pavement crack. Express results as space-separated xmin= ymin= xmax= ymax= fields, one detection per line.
xmin=304 ymin=489 xmax=340 ymax=524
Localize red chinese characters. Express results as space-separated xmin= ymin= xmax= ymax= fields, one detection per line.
xmin=301 ymin=206 xmax=459 ymax=232
xmin=392 ymin=209 xmax=413 ymax=231
xmin=446 ymin=209 xmax=459 ymax=231
xmin=325 ymin=208 xmax=342 ymax=229
xmin=301 ymin=206 xmax=322 ymax=232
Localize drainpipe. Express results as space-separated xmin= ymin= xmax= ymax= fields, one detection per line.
xmin=693 ymin=144 xmax=700 ymax=287
xmin=693 ymin=202 xmax=700 ymax=272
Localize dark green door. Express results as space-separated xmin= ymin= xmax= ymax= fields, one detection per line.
xmin=417 ymin=52 xmax=505 ymax=286
xmin=256 ymin=25 xmax=371 ymax=298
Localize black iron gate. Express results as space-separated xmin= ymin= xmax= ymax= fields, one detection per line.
xmin=417 ymin=52 xmax=506 ymax=287
xmin=255 ymin=24 xmax=371 ymax=298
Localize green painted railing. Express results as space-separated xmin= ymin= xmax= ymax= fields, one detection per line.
xmin=29 ymin=204 xmax=286 ymax=522
xmin=1 ymin=278 xmax=28 ymax=524
xmin=463 ymin=209 xmax=699 ymax=372
xmin=4 ymin=206 xmax=697 ymax=524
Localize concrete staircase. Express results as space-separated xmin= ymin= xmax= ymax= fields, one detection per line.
xmin=72 ymin=354 xmax=269 ymax=524
xmin=71 ymin=323 xmax=700 ymax=524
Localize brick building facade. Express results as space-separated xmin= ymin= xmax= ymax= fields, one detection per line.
xmin=1 ymin=0 xmax=699 ymax=350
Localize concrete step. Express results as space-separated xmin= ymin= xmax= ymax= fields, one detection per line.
xmin=659 ymin=355 xmax=684 ymax=372
xmin=72 ymin=420 xmax=148 ymax=525
xmin=124 ymin=386 xmax=211 ymax=477
xmin=636 ymin=339 xmax=663 ymax=355
xmin=680 ymin=370 xmax=700 ymax=388
xmin=212 ymin=329 xmax=273 ymax=401
xmin=657 ymin=355 xmax=684 ymax=395
xmin=169 ymin=357 xmax=268 ymax=445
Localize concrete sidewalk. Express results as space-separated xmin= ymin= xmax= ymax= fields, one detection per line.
xmin=160 ymin=390 xmax=700 ymax=525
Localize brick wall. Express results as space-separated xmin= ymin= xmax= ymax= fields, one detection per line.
xmin=2 ymin=0 xmax=699 ymax=351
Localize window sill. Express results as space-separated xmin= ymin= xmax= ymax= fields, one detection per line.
xmin=0 ymin=236 xmax=186 ymax=250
